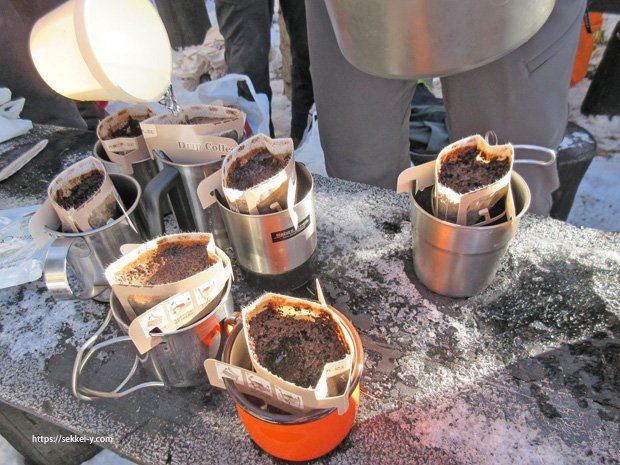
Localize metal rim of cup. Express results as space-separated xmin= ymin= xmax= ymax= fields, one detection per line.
xmin=110 ymin=276 xmax=233 ymax=336
xmin=411 ymin=171 xmax=531 ymax=230
xmin=93 ymin=140 xmax=152 ymax=166
xmin=43 ymin=173 xmax=142 ymax=238
xmin=216 ymin=162 xmax=314 ymax=219
xmin=152 ymin=148 xmax=224 ymax=169
xmin=222 ymin=305 xmax=364 ymax=426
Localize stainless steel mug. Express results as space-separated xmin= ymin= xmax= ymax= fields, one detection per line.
xmin=43 ymin=174 xmax=149 ymax=300
xmin=94 ymin=140 xmax=175 ymax=224
xmin=216 ymin=162 xmax=317 ymax=290
xmin=142 ymin=150 xmax=228 ymax=247
xmin=408 ymin=168 xmax=531 ymax=297
xmin=71 ymin=280 xmax=234 ymax=400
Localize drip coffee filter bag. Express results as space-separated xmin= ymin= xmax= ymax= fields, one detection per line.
xmin=205 ymin=293 xmax=353 ymax=414
xmin=222 ymin=133 xmax=296 ymax=215
xmin=433 ymin=135 xmax=514 ymax=226
xmin=105 ymin=233 xmax=232 ymax=322
xmin=47 ymin=157 xmax=123 ymax=233
xmin=140 ymin=104 xmax=246 ymax=164
xmin=97 ymin=106 xmax=155 ymax=174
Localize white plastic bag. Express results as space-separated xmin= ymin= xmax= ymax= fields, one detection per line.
xmin=105 ymin=74 xmax=270 ymax=138
xmin=0 ymin=205 xmax=47 ymax=289
xmin=197 ymin=73 xmax=270 ymax=137
xmin=294 ymin=108 xmax=327 ymax=177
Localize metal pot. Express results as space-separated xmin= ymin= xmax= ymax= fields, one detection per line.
xmin=324 ymin=0 xmax=555 ymax=78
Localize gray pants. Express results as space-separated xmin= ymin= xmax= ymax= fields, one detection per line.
xmin=306 ymin=0 xmax=586 ymax=191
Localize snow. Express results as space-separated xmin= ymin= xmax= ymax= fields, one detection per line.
xmin=0 ymin=436 xmax=24 ymax=465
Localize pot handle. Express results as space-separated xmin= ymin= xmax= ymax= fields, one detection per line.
xmin=142 ymin=165 xmax=196 ymax=236
xmin=44 ymin=236 xmax=108 ymax=300
xmin=216 ymin=314 xmax=241 ymax=361
xmin=512 ymin=144 xmax=556 ymax=167
xmin=71 ymin=308 xmax=165 ymax=401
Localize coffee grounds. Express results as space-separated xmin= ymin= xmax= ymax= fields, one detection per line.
xmin=182 ymin=116 xmax=233 ymax=125
xmin=55 ymin=170 xmax=104 ymax=210
xmin=116 ymin=240 xmax=214 ymax=285
xmin=247 ymin=303 xmax=349 ymax=388
xmin=438 ymin=146 xmax=510 ymax=194
xmin=227 ymin=149 xmax=290 ymax=191
xmin=106 ymin=116 xmax=143 ymax=139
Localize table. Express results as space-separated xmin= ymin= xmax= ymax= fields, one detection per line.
xmin=0 ymin=125 xmax=619 ymax=464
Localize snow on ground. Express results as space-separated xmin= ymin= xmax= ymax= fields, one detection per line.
xmin=565 ymin=14 xmax=620 ymax=232
xmin=0 ymin=436 xmax=24 ymax=465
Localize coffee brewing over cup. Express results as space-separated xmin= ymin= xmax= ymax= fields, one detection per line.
xmin=433 ymin=135 xmax=514 ymax=226
xmin=97 ymin=106 xmax=155 ymax=174
xmin=105 ymin=233 xmax=232 ymax=321
xmin=47 ymin=157 xmax=124 ymax=233
xmin=221 ymin=133 xmax=296 ymax=216
xmin=140 ymin=104 xmax=246 ymax=164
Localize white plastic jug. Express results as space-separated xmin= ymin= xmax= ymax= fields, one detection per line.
xmin=30 ymin=0 xmax=172 ymax=103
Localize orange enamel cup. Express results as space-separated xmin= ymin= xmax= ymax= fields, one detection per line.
xmin=221 ymin=308 xmax=364 ymax=462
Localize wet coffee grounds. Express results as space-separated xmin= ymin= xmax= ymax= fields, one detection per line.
xmin=106 ymin=116 xmax=143 ymax=139
xmin=182 ymin=116 xmax=233 ymax=125
xmin=116 ymin=240 xmax=214 ymax=285
xmin=247 ymin=303 xmax=349 ymax=388
xmin=227 ymin=149 xmax=290 ymax=190
xmin=438 ymin=146 xmax=510 ymax=194
xmin=55 ymin=170 xmax=104 ymax=210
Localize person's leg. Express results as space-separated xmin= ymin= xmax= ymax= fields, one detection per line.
xmin=215 ymin=0 xmax=273 ymax=102
xmin=280 ymin=0 xmax=314 ymax=145
xmin=155 ymin=0 xmax=211 ymax=49
xmin=441 ymin=0 xmax=586 ymax=216
xmin=441 ymin=0 xmax=586 ymax=149
xmin=306 ymin=0 xmax=416 ymax=189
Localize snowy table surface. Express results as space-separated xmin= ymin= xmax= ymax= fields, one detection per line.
xmin=0 ymin=125 xmax=619 ymax=465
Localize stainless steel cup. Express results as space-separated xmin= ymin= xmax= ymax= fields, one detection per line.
xmin=94 ymin=140 xmax=173 ymax=223
xmin=408 ymin=170 xmax=531 ymax=297
xmin=142 ymin=150 xmax=229 ymax=247
xmin=43 ymin=174 xmax=149 ymax=301
xmin=94 ymin=140 xmax=159 ymax=189
xmin=71 ymin=280 xmax=234 ymax=401
xmin=216 ymin=162 xmax=317 ymax=290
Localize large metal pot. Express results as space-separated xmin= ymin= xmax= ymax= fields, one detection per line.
xmin=324 ymin=0 xmax=555 ymax=79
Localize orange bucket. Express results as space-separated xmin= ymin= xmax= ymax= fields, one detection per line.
xmin=221 ymin=307 xmax=364 ymax=462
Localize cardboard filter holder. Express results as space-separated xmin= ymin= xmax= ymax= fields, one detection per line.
xmin=104 ymin=233 xmax=233 ymax=354
xmin=205 ymin=293 xmax=354 ymax=415
xmin=196 ymin=133 xmax=299 ymax=229
xmin=139 ymin=104 xmax=246 ymax=165
xmin=96 ymin=106 xmax=155 ymax=174
xmin=47 ymin=157 xmax=124 ymax=233
xmin=221 ymin=133 xmax=296 ymax=216
xmin=433 ymin=135 xmax=514 ymax=226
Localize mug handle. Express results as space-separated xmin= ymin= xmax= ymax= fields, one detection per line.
xmin=512 ymin=144 xmax=557 ymax=167
xmin=73 ymin=311 xmax=239 ymax=400
xmin=142 ymin=165 xmax=196 ymax=236
xmin=71 ymin=308 xmax=165 ymax=401
xmin=44 ymin=237 xmax=108 ymax=300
